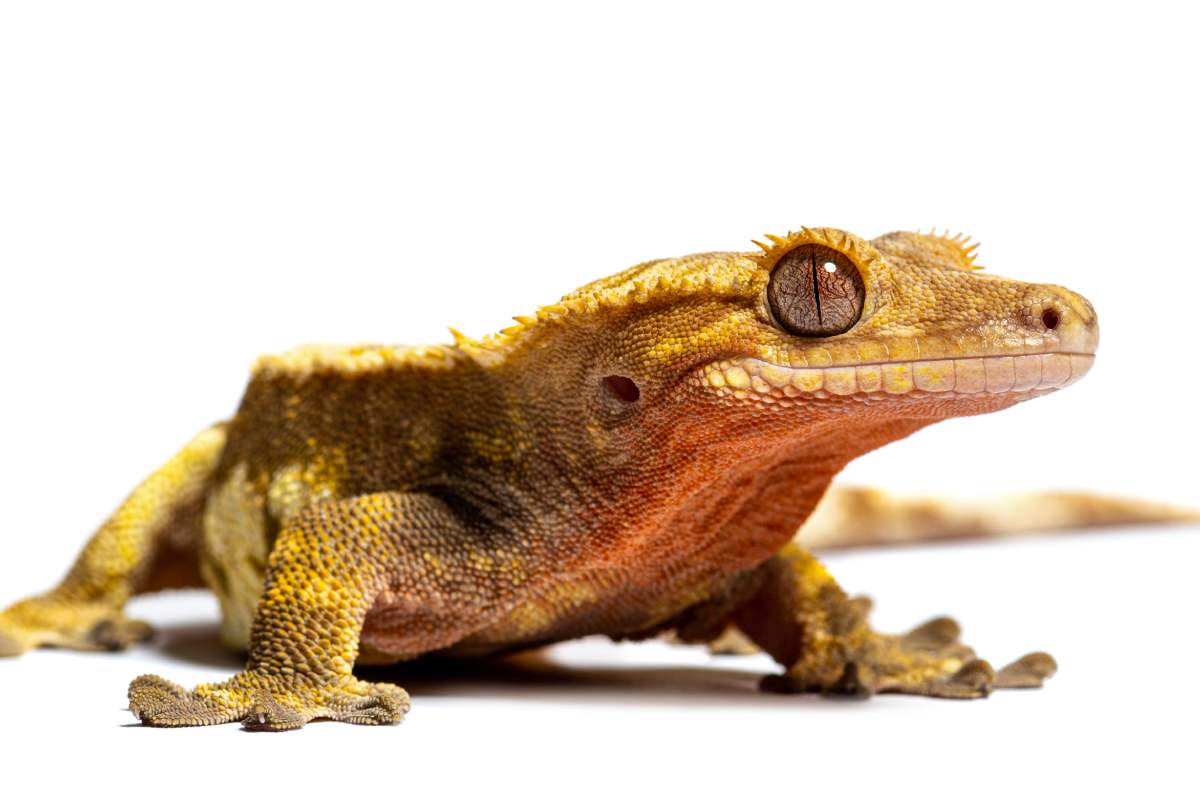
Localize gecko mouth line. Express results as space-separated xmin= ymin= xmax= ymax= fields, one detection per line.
xmin=699 ymin=353 xmax=1095 ymax=399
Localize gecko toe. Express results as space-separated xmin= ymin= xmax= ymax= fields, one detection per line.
xmin=242 ymin=691 xmax=308 ymax=732
xmin=0 ymin=626 xmax=31 ymax=657
xmin=901 ymin=616 xmax=962 ymax=650
xmin=846 ymin=595 xmax=874 ymax=616
xmin=325 ymin=682 xmax=412 ymax=726
xmin=89 ymin=617 xmax=154 ymax=650
xmin=995 ymin=651 xmax=1058 ymax=689
xmin=822 ymin=662 xmax=874 ymax=699
xmin=921 ymin=658 xmax=995 ymax=698
xmin=128 ymin=674 xmax=246 ymax=727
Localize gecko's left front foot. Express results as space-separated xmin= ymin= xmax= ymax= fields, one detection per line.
xmin=128 ymin=671 xmax=411 ymax=731
xmin=736 ymin=545 xmax=1057 ymax=700
xmin=759 ymin=611 xmax=1056 ymax=698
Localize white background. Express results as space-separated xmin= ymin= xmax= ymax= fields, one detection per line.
xmin=0 ymin=2 xmax=1196 ymax=798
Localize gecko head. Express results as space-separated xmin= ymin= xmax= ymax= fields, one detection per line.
xmin=495 ymin=226 xmax=1098 ymax=467
xmin=688 ymin=227 xmax=1099 ymax=413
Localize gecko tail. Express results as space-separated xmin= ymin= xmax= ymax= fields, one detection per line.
xmin=800 ymin=486 xmax=1200 ymax=551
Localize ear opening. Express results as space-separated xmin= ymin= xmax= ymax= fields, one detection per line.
xmin=602 ymin=375 xmax=641 ymax=403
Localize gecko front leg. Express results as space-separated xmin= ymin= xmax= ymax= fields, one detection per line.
xmin=732 ymin=544 xmax=1056 ymax=698
xmin=129 ymin=491 xmax=505 ymax=730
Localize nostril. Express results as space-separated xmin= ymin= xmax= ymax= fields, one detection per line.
xmin=1041 ymin=307 xmax=1060 ymax=330
xmin=602 ymin=375 xmax=641 ymax=403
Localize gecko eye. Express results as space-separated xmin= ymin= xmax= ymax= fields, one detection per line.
xmin=766 ymin=244 xmax=865 ymax=337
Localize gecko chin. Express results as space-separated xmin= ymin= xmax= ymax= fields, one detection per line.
xmin=692 ymin=351 xmax=1095 ymax=411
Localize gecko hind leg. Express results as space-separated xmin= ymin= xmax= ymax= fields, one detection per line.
xmin=0 ymin=425 xmax=225 ymax=657
xmin=0 ymin=598 xmax=154 ymax=656
xmin=736 ymin=545 xmax=1056 ymax=699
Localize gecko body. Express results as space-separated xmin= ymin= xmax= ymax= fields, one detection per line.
xmin=0 ymin=227 xmax=1100 ymax=729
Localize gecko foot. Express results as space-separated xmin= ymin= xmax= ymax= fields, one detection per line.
xmin=760 ymin=614 xmax=1056 ymax=699
xmin=0 ymin=594 xmax=152 ymax=657
xmin=128 ymin=671 xmax=411 ymax=731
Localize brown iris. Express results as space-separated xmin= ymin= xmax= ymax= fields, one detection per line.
xmin=767 ymin=244 xmax=865 ymax=337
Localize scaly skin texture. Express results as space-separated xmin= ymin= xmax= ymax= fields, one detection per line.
xmin=1 ymin=227 xmax=1100 ymax=729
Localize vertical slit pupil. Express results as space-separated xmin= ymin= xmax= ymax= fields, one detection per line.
xmin=603 ymin=375 xmax=640 ymax=402
xmin=810 ymin=253 xmax=822 ymax=325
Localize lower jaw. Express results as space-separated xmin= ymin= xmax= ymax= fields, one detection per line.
xmin=698 ymin=353 xmax=1095 ymax=402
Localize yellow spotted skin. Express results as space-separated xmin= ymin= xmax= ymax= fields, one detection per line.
xmin=1 ymin=227 xmax=1098 ymax=728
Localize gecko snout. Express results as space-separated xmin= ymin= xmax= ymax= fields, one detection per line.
xmin=1027 ymin=285 xmax=1099 ymax=357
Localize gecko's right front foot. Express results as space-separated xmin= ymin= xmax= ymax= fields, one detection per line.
xmin=128 ymin=671 xmax=411 ymax=731
xmin=0 ymin=594 xmax=152 ymax=656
